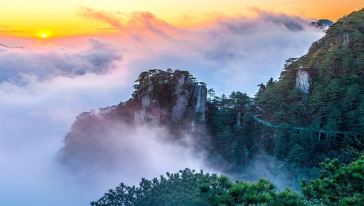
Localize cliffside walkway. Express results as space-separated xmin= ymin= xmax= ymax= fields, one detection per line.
xmin=252 ymin=115 xmax=360 ymax=138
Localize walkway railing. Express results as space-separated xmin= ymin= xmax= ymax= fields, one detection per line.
xmin=252 ymin=115 xmax=359 ymax=138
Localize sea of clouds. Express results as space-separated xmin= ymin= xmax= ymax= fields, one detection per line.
xmin=0 ymin=8 xmax=324 ymax=206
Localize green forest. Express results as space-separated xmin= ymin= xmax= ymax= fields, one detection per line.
xmin=91 ymin=155 xmax=364 ymax=206
xmin=91 ymin=9 xmax=364 ymax=206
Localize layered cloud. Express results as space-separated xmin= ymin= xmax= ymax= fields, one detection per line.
xmin=0 ymin=8 xmax=324 ymax=94
xmin=0 ymin=39 xmax=120 ymax=84
xmin=0 ymin=9 xmax=325 ymax=206
xmin=76 ymin=8 xmax=324 ymax=95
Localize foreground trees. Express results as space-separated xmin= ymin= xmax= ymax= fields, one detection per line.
xmin=91 ymin=155 xmax=364 ymax=206
xmin=302 ymin=155 xmax=364 ymax=205
xmin=91 ymin=168 xmax=303 ymax=206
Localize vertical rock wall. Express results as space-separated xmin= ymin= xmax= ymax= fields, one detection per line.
xmin=60 ymin=69 xmax=208 ymax=170
xmin=171 ymin=74 xmax=191 ymax=124
xmin=295 ymin=67 xmax=310 ymax=94
xmin=191 ymin=83 xmax=207 ymax=122
xmin=132 ymin=70 xmax=207 ymax=129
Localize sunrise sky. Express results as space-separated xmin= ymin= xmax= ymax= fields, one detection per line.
xmin=1 ymin=1 xmax=364 ymax=206
xmin=1 ymin=0 xmax=364 ymax=39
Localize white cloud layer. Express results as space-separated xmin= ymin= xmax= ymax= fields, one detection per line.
xmin=0 ymin=10 xmax=324 ymax=206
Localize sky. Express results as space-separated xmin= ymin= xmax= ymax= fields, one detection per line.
xmin=0 ymin=1 xmax=363 ymax=206
xmin=0 ymin=0 xmax=363 ymax=38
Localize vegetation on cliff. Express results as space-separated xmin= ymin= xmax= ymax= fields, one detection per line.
xmin=251 ymin=8 xmax=364 ymax=169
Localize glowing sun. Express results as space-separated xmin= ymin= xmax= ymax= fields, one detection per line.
xmin=36 ymin=30 xmax=53 ymax=39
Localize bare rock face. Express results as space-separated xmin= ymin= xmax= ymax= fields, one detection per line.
xmin=171 ymin=73 xmax=194 ymax=124
xmin=192 ymin=83 xmax=207 ymax=122
xmin=59 ymin=69 xmax=207 ymax=170
xmin=295 ymin=66 xmax=310 ymax=94
xmin=132 ymin=69 xmax=207 ymax=127
xmin=341 ymin=33 xmax=350 ymax=47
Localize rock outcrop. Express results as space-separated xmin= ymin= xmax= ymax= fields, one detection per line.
xmin=295 ymin=66 xmax=310 ymax=94
xmin=132 ymin=69 xmax=207 ymax=129
xmin=59 ymin=69 xmax=207 ymax=169
xmin=311 ymin=19 xmax=333 ymax=29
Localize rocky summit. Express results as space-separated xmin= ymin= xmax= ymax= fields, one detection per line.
xmin=59 ymin=69 xmax=207 ymax=169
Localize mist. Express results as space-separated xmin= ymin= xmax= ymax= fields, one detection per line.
xmin=61 ymin=119 xmax=208 ymax=182
xmin=0 ymin=9 xmax=324 ymax=206
xmin=0 ymin=90 xmax=209 ymax=205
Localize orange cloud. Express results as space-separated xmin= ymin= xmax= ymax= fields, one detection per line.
xmin=79 ymin=7 xmax=123 ymax=30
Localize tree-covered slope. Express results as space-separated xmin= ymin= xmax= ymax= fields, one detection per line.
xmin=257 ymin=8 xmax=364 ymax=131
xmin=254 ymin=8 xmax=364 ymax=167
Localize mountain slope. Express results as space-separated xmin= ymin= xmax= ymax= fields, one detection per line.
xmin=255 ymin=8 xmax=364 ymax=166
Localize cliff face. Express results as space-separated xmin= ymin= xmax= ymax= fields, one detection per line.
xmin=133 ymin=70 xmax=207 ymax=128
xmin=60 ymin=69 xmax=207 ymax=169
xmin=295 ymin=67 xmax=310 ymax=94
